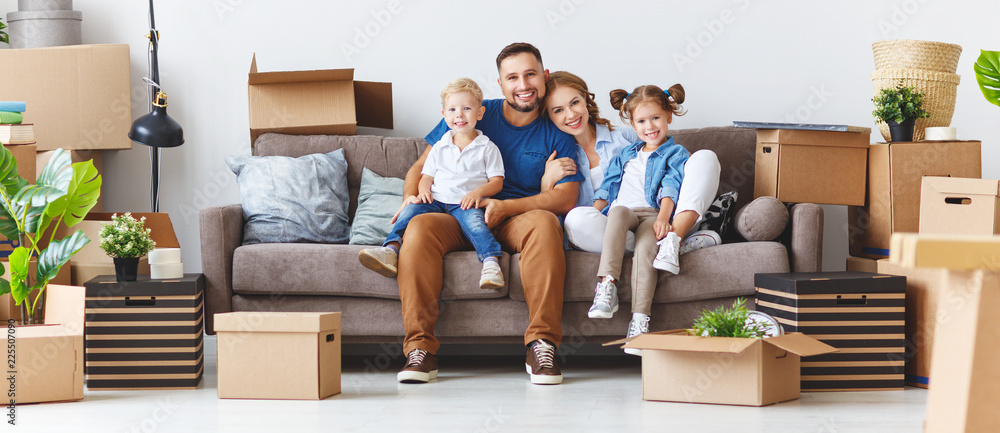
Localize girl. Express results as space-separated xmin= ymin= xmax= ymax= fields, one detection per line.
xmin=590 ymin=84 xmax=702 ymax=354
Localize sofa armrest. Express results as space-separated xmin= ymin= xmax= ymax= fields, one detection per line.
xmin=788 ymin=203 xmax=823 ymax=272
xmin=199 ymin=204 xmax=244 ymax=334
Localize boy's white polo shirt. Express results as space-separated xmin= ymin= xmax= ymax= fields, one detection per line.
xmin=422 ymin=130 xmax=505 ymax=204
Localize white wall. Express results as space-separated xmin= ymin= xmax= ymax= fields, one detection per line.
xmin=4 ymin=0 xmax=998 ymax=272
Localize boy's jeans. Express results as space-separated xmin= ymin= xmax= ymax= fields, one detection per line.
xmin=385 ymin=200 xmax=502 ymax=262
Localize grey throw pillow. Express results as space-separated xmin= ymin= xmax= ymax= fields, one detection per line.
xmin=735 ymin=196 xmax=789 ymax=241
xmin=226 ymin=149 xmax=350 ymax=244
xmin=349 ymin=168 xmax=404 ymax=245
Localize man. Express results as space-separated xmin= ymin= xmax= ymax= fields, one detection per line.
xmin=394 ymin=42 xmax=583 ymax=385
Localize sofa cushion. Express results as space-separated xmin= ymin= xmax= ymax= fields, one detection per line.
xmin=735 ymin=196 xmax=789 ymax=241
xmin=226 ymin=149 xmax=350 ymax=244
xmin=509 ymin=241 xmax=789 ymax=303
xmin=349 ymin=168 xmax=404 ymax=245
xmin=232 ymin=243 xmax=510 ymax=300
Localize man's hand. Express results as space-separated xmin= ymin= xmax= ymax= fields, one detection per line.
xmin=460 ymin=191 xmax=484 ymax=210
xmin=653 ymin=218 xmax=673 ymax=240
xmin=390 ymin=195 xmax=422 ymax=224
xmin=481 ymin=199 xmax=510 ymax=228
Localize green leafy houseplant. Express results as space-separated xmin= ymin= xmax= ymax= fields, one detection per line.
xmin=99 ymin=213 xmax=155 ymax=258
xmin=0 ymin=18 xmax=8 ymax=45
xmin=0 ymin=148 xmax=101 ymax=324
xmin=691 ymin=298 xmax=771 ymax=338
xmin=974 ymin=49 xmax=1000 ymax=107
xmin=872 ymin=79 xmax=931 ymax=124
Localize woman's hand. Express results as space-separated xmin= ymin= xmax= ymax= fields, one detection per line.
xmin=390 ymin=195 xmax=422 ymax=223
xmin=541 ymin=151 xmax=577 ymax=191
xmin=653 ymin=218 xmax=673 ymax=240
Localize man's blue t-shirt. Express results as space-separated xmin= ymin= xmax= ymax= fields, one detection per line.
xmin=424 ymin=99 xmax=584 ymax=201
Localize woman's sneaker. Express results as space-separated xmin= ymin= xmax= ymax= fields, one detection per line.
xmin=680 ymin=230 xmax=722 ymax=255
xmin=480 ymin=261 xmax=504 ymax=290
xmin=588 ymin=278 xmax=619 ymax=319
xmin=653 ymin=232 xmax=681 ymax=274
xmin=358 ymin=247 xmax=398 ymax=278
xmin=624 ymin=315 xmax=650 ymax=356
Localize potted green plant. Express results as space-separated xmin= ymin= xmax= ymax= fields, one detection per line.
xmin=872 ymin=79 xmax=930 ymax=142
xmin=0 ymin=148 xmax=101 ymax=325
xmin=0 ymin=18 xmax=8 ymax=45
xmin=974 ymin=49 xmax=1000 ymax=107
xmin=691 ymin=298 xmax=774 ymax=338
xmin=99 ymin=212 xmax=155 ymax=282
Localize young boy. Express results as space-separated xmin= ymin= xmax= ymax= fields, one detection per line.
xmin=358 ymin=78 xmax=506 ymax=290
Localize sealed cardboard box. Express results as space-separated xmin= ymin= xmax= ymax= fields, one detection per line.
xmin=848 ymin=140 xmax=982 ymax=258
xmin=846 ymin=256 xmax=881 ymax=273
xmin=37 ymin=149 xmax=103 ymax=212
xmin=57 ymin=212 xmax=178 ymax=284
xmin=610 ymin=331 xmax=835 ymax=406
xmin=924 ymin=269 xmax=1000 ymax=433
xmin=216 ymin=312 xmax=341 ymax=400
xmin=755 ymin=272 xmax=906 ymax=391
xmin=248 ymin=54 xmax=393 ymax=147
xmin=7 ymin=284 xmax=85 ymax=404
xmin=889 ymin=232 xmax=1000 ymax=270
xmin=83 ymin=274 xmax=204 ymax=390
xmin=919 ymin=176 xmax=999 ymax=236
xmin=876 ymin=260 xmax=947 ymax=388
xmin=753 ymin=129 xmax=869 ymax=206
xmin=0 ymin=44 xmax=132 ymax=151
xmin=6 ymin=143 xmax=36 ymax=186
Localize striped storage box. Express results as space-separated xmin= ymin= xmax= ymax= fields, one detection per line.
xmin=83 ymin=274 xmax=204 ymax=390
xmin=754 ymin=272 xmax=906 ymax=391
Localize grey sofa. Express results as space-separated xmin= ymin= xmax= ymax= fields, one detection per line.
xmin=200 ymin=126 xmax=823 ymax=344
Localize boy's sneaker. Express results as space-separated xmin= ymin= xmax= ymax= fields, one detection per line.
xmin=653 ymin=232 xmax=681 ymax=274
xmin=680 ymin=230 xmax=722 ymax=255
xmin=397 ymin=348 xmax=438 ymax=383
xmin=624 ymin=316 xmax=650 ymax=356
xmin=587 ymin=278 xmax=619 ymax=319
xmin=358 ymin=247 xmax=398 ymax=278
xmin=480 ymin=261 xmax=504 ymax=290
xmin=525 ymin=339 xmax=562 ymax=385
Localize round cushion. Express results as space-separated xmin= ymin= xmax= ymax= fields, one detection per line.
xmin=735 ymin=196 xmax=789 ymax=241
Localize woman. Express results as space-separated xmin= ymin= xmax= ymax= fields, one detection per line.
xmin=542 ymin=71 xmax=722 ymax=255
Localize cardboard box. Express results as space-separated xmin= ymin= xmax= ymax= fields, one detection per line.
xmin=36 ymin=149 xmax=103 ymax=212
xmin=889 ymin=232 xmax=1000 ymax=270
xmin=6 ymin=144 xmax=36 ymax=186
xmin=0 ymin=258 xmax=73 ymax=323
xmin=848 ymin=140 xmax=982 ymax=258
xmin=83 ymin=274 xmax=204 ymax=390
xmin=755 ymin=272 xmax=906 ymax=391
xmin=216 ymin=312 xmax=341 ymax=400
xmin=846 ymin=256 xmax=880 ymax=273
xmin=753 ymin=129 xmax=869 ymax=206
xmin=612 ymin=331 xmax=835 ymax=406
xmin=248 ymin=54 xmax=393 ymax=147
xmin=876 ymin=260 xmax=948 ymax=388
xmin=70 ymin=259 xmax=148 ymax=286
xmin=0 ymin=44 xmax=132 ymax=151
xmin=924 ymin=269 xmax=1000 ymax=432
xmin=919 ymin=176 xmax=999 ymax=236
xmin=57 ymin=213 xmax=178 ymax=284
xmin=7 ymin=284 xmax=85 ymax=404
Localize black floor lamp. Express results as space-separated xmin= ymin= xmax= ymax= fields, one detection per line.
xmin=128 ymin=0 xmax=183 ymax=213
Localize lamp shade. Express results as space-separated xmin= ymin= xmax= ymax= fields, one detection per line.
xmin=128 ymin=92 xmax=184 ymax=148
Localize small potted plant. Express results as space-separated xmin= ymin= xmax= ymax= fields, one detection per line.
xmin=691 ymin=298 xmax=778 ymax=338
xmin=872 ymin=79 xmax=930 ymax=142
xmin=974 ymin=49 xmax=1000 ymax=107
xmin=99 ymin=212 xmax=155 ymax=282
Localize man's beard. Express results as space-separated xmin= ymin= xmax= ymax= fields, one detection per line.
xmin=506 ymin=97 xmax=539 ymax=113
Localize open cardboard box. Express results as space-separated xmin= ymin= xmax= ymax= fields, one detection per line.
xmin=248 ymin=54 xmax=393 ymax=148
xmin=2 ymin=284 xmax=85 ymax=404
xmin=56 ymin=213 xmax=178 ymax=285
xmin=0 ymin=44 xmax=132 ymax=151
xmin=606 ymin=330 xmax=836 ymax=406
xmin=1 ymin=258 xmax=72 ymax=323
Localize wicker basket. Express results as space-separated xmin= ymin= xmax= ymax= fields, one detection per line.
xmin=871 ymin=69 xmax=960 ymax=142
xmin=872 ymin=40 xmax=962 ymax=73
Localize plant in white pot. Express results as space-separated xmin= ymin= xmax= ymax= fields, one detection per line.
xmin=99 ymin=212 xmax=155 ymax=282
xmin=974 ymin=50 xmax=1000 ymax=107
xmin=872 ymin=79 xmax=930 ymax=142
xmin=0 ymin=148 xmax=101 ymax=325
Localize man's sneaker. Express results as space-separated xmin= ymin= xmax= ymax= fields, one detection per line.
xmin=358 ymin=247 xmax=398 ymax=278
xmin=624 ymin=316 xmax=651 ymax=356
xmin=525 ymin=339 xmax=562 ymax=385
xmin=480 ymin=261 xmax=504 ymax=290
xmin=587 ymin=278 xmax=619 ymax=319
xmin=397 ymin=348 xmax=438 ymax=383
xmin=680 ymin=230 xmax=722 ymax=255
xmin=653 ymin=232 xmax=681 ymax=274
